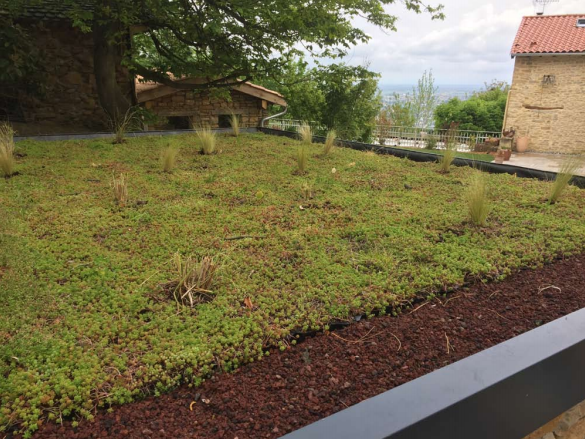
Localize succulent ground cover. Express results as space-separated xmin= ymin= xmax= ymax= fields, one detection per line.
xmin=1 ymin=133 xmax=584 ymax=436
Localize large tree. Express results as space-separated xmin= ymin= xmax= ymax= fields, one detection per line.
xmin=5 ymin=0 xmax=443 ymax=121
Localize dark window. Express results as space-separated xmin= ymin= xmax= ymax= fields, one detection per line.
xmin=578 ymin=18 xmax=585 ymax=27
xmin=218 ymin=114 xmax=240 ymax=128
xmin=167 ymin=116 xmax=191 ymax=130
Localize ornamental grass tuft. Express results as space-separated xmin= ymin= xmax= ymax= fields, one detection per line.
xmin=466 ymin=172 xmax=490 ymax=226
xmin=161 ymin=146 xmax=178 ymax=173
xmin=323 ymin=130 xmax=336 ymax=155
xmin=0 ymin=123 xmax=16 ymax=177
xmin=299 ymin=124 xmax=313 ymax=145
xmin=197 ymin=126 xmax=216 ymax=155
xmin=112 ymin=173 xmax=128 ymax=206
xmin=296 ymin=146 xmax=308 ymax=174
xmin=548 ymin=157 xmax=582 ymax=204
xmin=173 ymin=253 xmax=218 ymax=307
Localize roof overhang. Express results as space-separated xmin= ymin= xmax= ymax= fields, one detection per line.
xmin=511 ymin=51 xmax=585 ymax=58
xmin=136 ymin=77 xmax=287 ymax=107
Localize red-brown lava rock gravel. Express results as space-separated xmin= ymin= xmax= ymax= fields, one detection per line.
xmin=27 ymin=254 xmax=585 ymax=439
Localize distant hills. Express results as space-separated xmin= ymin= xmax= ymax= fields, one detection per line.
xmin=380 ymin=84 xmax=482 ymax=105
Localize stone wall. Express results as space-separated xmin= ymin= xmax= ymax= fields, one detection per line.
xmin=524 ymin=399 xmax=585 ymax=439
xmin=143 ymin=88 xmax=268 ymax=129
xmin=504 ymin=55 xmax=585 ymax=154
xmin=2 ymin=23 xmax=134 ymax=134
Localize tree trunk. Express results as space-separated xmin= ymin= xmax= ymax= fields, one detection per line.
xmin=93 ymin=9 xmax=131 ymax=126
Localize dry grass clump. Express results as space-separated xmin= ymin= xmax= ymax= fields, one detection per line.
xmin=230 ymin=113 xmax=240 ymax=137
xmin=323 ymin=130 xmax=336 ymax=155
xmin=161 ymin=146 xmax=178 ymax=173
xmin=548 ymin=157 xmax=582 ymax=204
xmin=439 ymin=129 xmax=457 ymax=173
xmin=197 ymin=126 xmax=216 ymax=154
xmin=112 ymin=173 xmax=128 ymax=206
xmin=172 ymin=253 xmax=218 ymax=307
xmin=296 ymin=146 xmax=308 ymax=174
xmin=111 ymin=108 xmax=137 ymax=145
xmin=465 ymin=172 xmax=490 ymax=226
xmin=299 ymin=124 xmax=313 ymax=145
xmin=0 ymin=123 xmax=16 ymax=178
xmin=301 ymin=181 xmax=313 ymax=200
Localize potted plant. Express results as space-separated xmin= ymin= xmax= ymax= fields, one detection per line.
xmin=494 ymin=149 xmax=505 ymax=164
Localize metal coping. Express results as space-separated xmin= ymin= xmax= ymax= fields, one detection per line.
xmin=280 ymin=307 xmax=585 ymax=439
xmin=259 ymin=127 xmax=585 ymax=189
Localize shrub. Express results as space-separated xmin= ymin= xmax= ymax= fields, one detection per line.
xmin=296 ymin=146 xmax=308 ymax=174
xmin=197 ymin=127 xmax=216 ymax=155
xmin=161 ymin=146 xmax=178 ymax=173
xmin=111 ymin=108 xmax=137 ymax=145
xmin=112 ymin=173 xmax=128 ymax=206
xmin=0 ymin=123 xmax=16 ymax=177
xmin=323 ymin=130 xmax=336 ymax=155
xmin=299 ymin=124 xmax=313 ymax=145
xmin=466 ymin=172 xmax=490 ymax=226
xmin=425 ymin=133 xmax=438 ymax=150
xmin=549 ymin=157 xmax=582 ymax=204
xmin=229 ymin=113 xmax=240 ymax=137
xmin=173 ymin=253 xmax=218 ymax=307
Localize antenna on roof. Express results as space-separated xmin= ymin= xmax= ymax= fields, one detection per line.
xmin=532 ymin=0 xmax=559 ymax=15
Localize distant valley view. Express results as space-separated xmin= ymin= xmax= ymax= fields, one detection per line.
xmin=380 ymin=84 xmax=482 ymax=105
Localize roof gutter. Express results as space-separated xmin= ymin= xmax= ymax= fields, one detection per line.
xmin=512 ymin=51 xmax=585 ymax=58
xmin=261 ymin=106 xmax=288 ymax=128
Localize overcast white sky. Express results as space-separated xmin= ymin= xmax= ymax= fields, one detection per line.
xmin=337 ymin=0 xmax=584 ymax=85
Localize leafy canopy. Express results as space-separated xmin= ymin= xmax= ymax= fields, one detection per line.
xmin=434 ymin=80 xmax=509 ymax=132
xmin=6 ymin=0 xmax=443 ymax=88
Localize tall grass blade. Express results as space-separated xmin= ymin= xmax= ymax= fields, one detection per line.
xmin=323 ymin=130 xmax=336 ymax=155
xmin=466 ymin=172 xmax=490 ymax=226
xmin=0 ymin=123 xmax=16 ymax=177
xmin=548 ymin=157 xmax=582 ymax=204
xmin=197 ymin=126 xmax=216 ymax=154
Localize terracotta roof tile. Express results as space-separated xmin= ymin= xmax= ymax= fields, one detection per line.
xmin=512 ymin=14 xmax=585 ymax=55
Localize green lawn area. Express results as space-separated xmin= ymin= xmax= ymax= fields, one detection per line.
xmin=1 ymin=133 xmax=584 ymax=434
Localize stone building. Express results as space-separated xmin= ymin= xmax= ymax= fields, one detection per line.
xmin=136 ymin=79 xmax=287 ymax=130
xmin=1 ymin=3 xmax=286 ymax=134
xmin=1 ymin=2 xmax=135 ymax=134
xmin=503 ymin=14 xmax=585 ymax=153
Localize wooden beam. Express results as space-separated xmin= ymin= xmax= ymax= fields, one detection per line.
xmin=136 ymin=78 xmax=207 ymax=103
xmin=234 ymin=83 xmax=287 ymax=107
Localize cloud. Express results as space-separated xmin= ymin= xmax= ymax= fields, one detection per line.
xmin=332 ymin=0 xmax=585 ymax=85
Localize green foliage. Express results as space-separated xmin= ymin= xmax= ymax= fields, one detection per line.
xmin=466 ymin=172 xmax=490 ymax=226
xmin=410 ymin=70 xmax=439 ymax=128
xmin=1 ymin=133 xmax=584 ymax=435
xmin=424 ymin=133 xmax=439 ymax=150
xmin=434 ymin=81 xmax=509 ymax=132
xmin=259 ymin=60 xmax=382 ymax=142
xmin=549 ymin=157 xmax=582 ymax=204
xmin=197 ymin=127 xmax=216 ymax=155
xmin=378 ymin=94 xmax=416 ymax=127
xmin=0 ymin=123 xmax=16 ymax=177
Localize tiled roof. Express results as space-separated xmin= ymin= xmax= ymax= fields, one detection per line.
xmin=1 ymin=0 xmax=94 ymax=21
xmin=511 ymin=14 xmax=585 ymax=56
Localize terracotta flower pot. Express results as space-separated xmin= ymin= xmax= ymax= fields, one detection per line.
xmin=503 ymin=149 xmax=512 ymax=161
xmin=516 ymin=136 xmax=529 ymax=153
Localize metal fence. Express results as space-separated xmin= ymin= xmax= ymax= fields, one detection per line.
xmin=265 ymin=119 xmax=502 ymax=152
